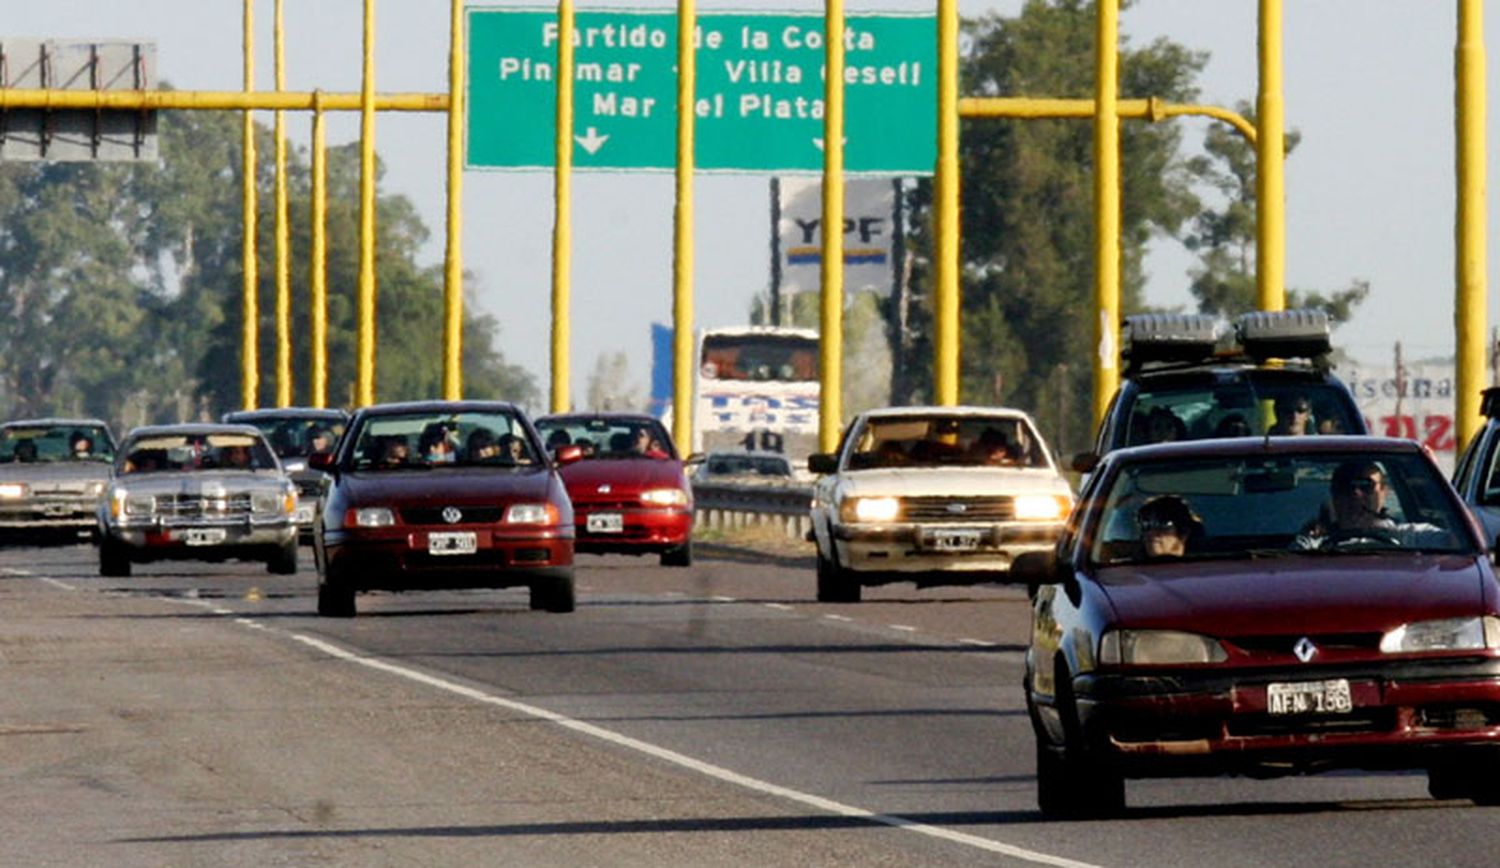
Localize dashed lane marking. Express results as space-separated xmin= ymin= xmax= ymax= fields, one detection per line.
xmin=889 ymin=624 xmax=917 ymax=632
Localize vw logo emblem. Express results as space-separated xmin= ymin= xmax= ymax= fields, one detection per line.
xmin=1293 ymin=637 xmax=1318 ymax=663
xmin=441 ymin=506 xmax=463 ymax=524
xmin=946 ymin=503 xmax=968 ymax=514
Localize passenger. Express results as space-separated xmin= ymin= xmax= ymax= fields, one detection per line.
xmin=1136 ymin=495 xmax=1200 ymax=559
xmin=379 ymin=437 xmax=411 ymax=467
xmin=1144 ymin=407 xmax=1187 ymax=444
xmin=13 ymin=440 xmax=38 ymax=463
xmin=498 ymin=433 xmax=534 ymax=465
xmin=1213 ymin=413 xmax=1253 ymax=438
xmin=545 ymin=429 xmax=572 ymax=451
xmin=631 ymin=427 xmax=670 ymax=459
xmin=970 ymin=427 xmax=1019 ymax=465
xmin=466 ymin=428 xmax=501 ymax=461
xmin=1269 ymin=394 xmax=1314 ymax=436
xmin=418 ymin=424 xmax=457 ymax=464
xmin=219 ymin=444 xmax=253 ymax=469
xmin=69 ymin=431 xmax=95 ymax=459
xmin=306 ymin=427 xmax=334 ymax=456
xmin=1293 ymin=460 xmax=1447 ymax=550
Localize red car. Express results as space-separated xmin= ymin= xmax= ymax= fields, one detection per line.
xmin=534 ymin=413 xmax=693 ymax=567
xmin=312 ymin=401 xmax=578 ymax=617
xmin=1018 ymin=436 xmax=1500 ymax=817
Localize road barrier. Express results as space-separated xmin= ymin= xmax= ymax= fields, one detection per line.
xmin=690 ymin=479 xmax=814 ymax=542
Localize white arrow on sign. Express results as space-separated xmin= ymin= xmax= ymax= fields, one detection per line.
xmin=575 ymin=127 xmax=610 ymax=154
xmin=812 ymin=137 xmax=849 ymax=151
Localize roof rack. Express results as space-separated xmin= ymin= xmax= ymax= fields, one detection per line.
xmin=1121 ymin=314 xmax=1225 ymax=370
xmin=1235 ymin=309 xmax=1332 ymax=363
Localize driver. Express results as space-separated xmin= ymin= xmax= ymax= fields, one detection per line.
xmin=1293 ymin=460 xmax=1447 ymax=550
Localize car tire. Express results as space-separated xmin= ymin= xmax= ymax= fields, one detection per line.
xmin=815 ymin=549 xmax=861 ymax=603
xmin=660 ymin=540 xmax=693 ymax=568
xmin=1037 ymin=663 xmax=1125 ymax=819
xmin=266 ymin=540 xmax=299 ymax=575
xmin=530 ymin=571 xmax=576 ymax=613
xmin=1429 ymin=750 xmax=1500 ymax=804
xmin=99 ymin=538 xmax=131 ymax=578
xmin=316 ymin=565 xmax=356 ymax=618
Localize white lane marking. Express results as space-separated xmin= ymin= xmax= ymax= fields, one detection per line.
xmin=959 ymin=638 xmax=998 ymax=647
xmin=823 ymin=614 xmax=853 ymax=622
xmin=764 ymin=603 xmax=794 ymax=611
xmin=2 ymin=567 xmax=35 ymax=576
xmin=289 ymin=631 xmax=1097 ymax=867
xmin=710 ymin=595 xmax=738 ymax=602
xmin=889 ymin=624 xmax=917 ymax=632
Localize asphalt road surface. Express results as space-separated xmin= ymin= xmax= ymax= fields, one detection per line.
xmin=2 ymin=541 xmax=1498 ymax=866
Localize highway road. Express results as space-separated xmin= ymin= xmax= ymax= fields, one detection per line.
xmin=2 ymin=541 xmax=1497 ymax=866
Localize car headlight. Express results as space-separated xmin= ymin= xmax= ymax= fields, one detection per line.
xmin=1013 ymin=494 xmax=1071 ymax=521
xmin=85 ymin=481 xmax=106 ymax=497
xmin=640 ymin=487 xmax=688 ymax=507
xmin=1380 ymin=616 xmax=1500 ymax=653
xmin=121 ymin=492 xmax=155 ymax=517
xmin=348 ymin=507 xmax=395 ymax=528
xmin=1100 ymin=629 xmax=1228 ymax=665
xmin=840 ymin=496 xmax=901 ymax=523
xmin=251 ymin=492 xmax=280 ymax=514
xmin=0 ymin=482 xmax=27 ymax=499
xmin=505 ymin=503 xmax=556 ymax=524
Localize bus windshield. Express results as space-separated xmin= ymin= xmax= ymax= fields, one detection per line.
xmin=701 ymin=332 xmax=818 ymax=382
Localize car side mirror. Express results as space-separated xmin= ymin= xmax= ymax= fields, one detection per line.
xmin=1070 ymin=452 xmax=1098 ymax=474
xmin=1011 ymin=550 xmax=1059 ymax=597
xmin=808 ymin=453 xmax=838 ymax=475
xmin=554 ymin=444 xmax=584 ymax=466
xmin=307 ymin=452 xmax=336 ymax=472
xmin=685 ymin=452 xmax=706 ymax=465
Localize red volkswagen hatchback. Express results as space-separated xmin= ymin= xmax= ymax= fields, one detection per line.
xmin=1019 ymin=436 xmax=1500 ymax=817
xmin=534 ymin=413 xmax=694 ymax=567
xmin=312 ymin=401 xmax=577 ymax=617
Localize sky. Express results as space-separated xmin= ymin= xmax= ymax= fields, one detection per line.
xmin=3 ymin=1 xmax=1492 ymax=404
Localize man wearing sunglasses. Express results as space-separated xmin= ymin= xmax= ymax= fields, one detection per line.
xmin=1269 ymin=394 xmax=1315 ymax=436
xmin=1294 ymin=460 xmax=1448 ymax=550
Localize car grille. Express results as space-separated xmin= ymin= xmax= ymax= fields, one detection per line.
xmin=573 ymin=498 xmax=639 ymax=511
xmin=901 ymin=496 xmax=1014 ymax=521
xmin=1228 ymin=633 xmax=1384 ymax=659
xmin=400 ymin=506 xmax=505 ymax=525
xmin=154 ymin=493 xmax=253 ymax=518
xmin=1226 ymin=709 xmax=1396 ymax=738
xmin=29 ymin=482 xmax=92 ymax=496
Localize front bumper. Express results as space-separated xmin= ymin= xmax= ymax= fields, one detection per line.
xmin=0 ymin=498 xmax=100 ymax=528
xmin=104 ymin=517 xmax=296 ymax=560
xmin=322 ymin=524 xmax=574 ymax=590
xmin=572 ymin=506 xmax=692 ymax=555
xmin=1071 ymin=657 xmax=1500 ymax=777
xmin=831 ymin=520 xmax=1063 ymax=576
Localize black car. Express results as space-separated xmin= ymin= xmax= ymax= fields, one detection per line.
xmin=1451 ymin=387 xmax=1500 ymax=546
xmin=223 ymin=407 xmax=349 ymax=542
xmin=1074 ymin=309 xmax=1368 ymax=472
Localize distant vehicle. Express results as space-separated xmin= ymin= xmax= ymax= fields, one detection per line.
xmin=1018 ymin=436 xmax=1500 ymax=817
xmin=312 ymin=401 xmax=577 ymax=617
xmin=96 ymin=424 xmax=298 ymax=577
xmin=534 ymin=413 xmax=694 ymax=567
xmin=806 ymin=405 xmax=1073 ymax=602
xmin=691 ymin=450 xmax=795 ymax=483
xmin=223 ymin=407 xmax=349 ymax=542
xmin=1451 ymin=386 xmax=1500 ymax=545
xmin=661 ymin=325 xmax=820 ymax=471
xmin=1074 ymin=309 xmax=1368 ymax=472
xmin=0 ymin=418 xmax=117 ymax=539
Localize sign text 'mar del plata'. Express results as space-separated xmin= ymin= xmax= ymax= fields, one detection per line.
xmin=466 ymin=8 xmax=936 ymax=174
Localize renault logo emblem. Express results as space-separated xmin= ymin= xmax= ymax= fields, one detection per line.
xmin=442 ymin=506 xmax=463 ymax=524
xmin=1293 ymin=637 xmax=1318 ymax=663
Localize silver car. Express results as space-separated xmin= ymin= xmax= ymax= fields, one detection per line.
xmin=96 ymin=424 xmax=299 ymax=577
xmin=0 ymin=418 xmax=117 ymax=538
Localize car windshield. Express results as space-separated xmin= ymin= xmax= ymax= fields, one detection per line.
xmin=349 ymin=410 xmax=537 ymax=470
xmin=701 ymin=453 xmax=791 ymax=476
xmin=233 ymin=416 xmax=346 ymax=459
xmin=0 ymin=424 xmax=115 ymax=463
xmin=1124 ymin=379 xmax=1361 ymax=446
xmin=534 ymin=418 xmax=676 ymax=461
xmin=845 ymin=415 xmax=1048 ymax=469
xmin=120 ymin=432 xmax=276 ymax=474
xmin=1088 ymin=451 xmax=1475 ymax=566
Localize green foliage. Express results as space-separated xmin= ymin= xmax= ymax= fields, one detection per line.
xmin=0 ymin=108 xmax=536 ymax=428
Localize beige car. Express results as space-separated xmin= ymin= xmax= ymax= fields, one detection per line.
xmin=807 ymin=406 xmax=1073 ymax=602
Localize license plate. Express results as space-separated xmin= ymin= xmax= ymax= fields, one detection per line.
xmin=293 ymin=505 xmax=315 ymax=524
xmin=1267 ymin=679 xmax=1353 ymax=715
xmin=587 ymin=513 xmax=625 ymax=533
xmin=930 ymin=528 xmax=983 ymax=551
xmin=183 ymin=528 xmax=227 ymax=546
xmin=428 ymin=531 xmax=477 ymax=555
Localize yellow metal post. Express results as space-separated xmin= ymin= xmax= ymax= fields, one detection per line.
xmin=933 ymin=0 xmax=960 ymax=408
xmin=551 ymin=0 xmax=575 ymax=414
xmin=671 ymin=0 xmax=696 ymax=453
xmin=818 ymin=0 xmax=846 ymax=452
xmin=310 ymin=94 xmax=328 ymax=409
xmin=1457 ymin=0 xmax=1488 ymax=448
xmin=959 ymin=96 xmax=1257 ymax=146
xmin=274 ymin=0 xmax=291 ymax=407
xmin=241 ymin=0 xmax=259 ymax=411
xmin=1256 ymin=0 xmax=1286 ymax=311
xmin=356 ymin=0 xmax=378 ymax=407
xmin=1092 ymin=0 xmax=1121 ymax=428
xmin=443 ymin=0 xmax=466 ymax=400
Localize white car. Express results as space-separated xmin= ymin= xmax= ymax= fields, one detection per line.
xmin=807 ymin=406 xmax=1073 ymax=602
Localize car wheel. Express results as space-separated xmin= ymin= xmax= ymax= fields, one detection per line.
xmin=660 ymin=540 xmax=692 ymax=567
xmin=266 ymin=540 xmax=299 ymax=575
xmin=99 ymin=538 xmax=131 ymax=578
xmin=1037 ymin=663 xmax=1125 ymax=819
xmin=815 ymin=549 xmax=861 ymax=603
xmin=316 ymin=565 xmax=356 ymax=618
xmin=1429 ymin=750 xmax=1500 ymax=804
xmin=530 ymin=571 xmax=576 ymax=613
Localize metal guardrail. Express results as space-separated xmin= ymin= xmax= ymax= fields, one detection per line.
xmin=690 ymin=478 xmax=815 ymax=541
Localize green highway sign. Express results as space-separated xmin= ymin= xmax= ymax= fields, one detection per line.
xmin=466 ymin=7 xmax=936 ymax=174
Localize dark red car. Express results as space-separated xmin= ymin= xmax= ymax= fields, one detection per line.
xmin=312 ymin=401 xmax=577 ymax=617
xmin=534 ymin=413 xmax=693 ymax=567
xmin=1018 ymin=436 xmax=1500 ymax=817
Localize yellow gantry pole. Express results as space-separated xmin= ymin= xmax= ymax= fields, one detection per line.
xmin=670 ymin=0 xmax=696 ymax=453
xmin=443 ymin=0 xmax=466 ymax=400
xmin=356 ymin=0 xmax=378 ymax=407
xmin=274 ymin=0 xmax=291 ymax=407
xmin=818 ymin=0 xmax=847 ymax=451
xmin=1092 ymin=0 xmax=1121 ymax=428
xmin=1456 ymin=0 xmax=1488 ymax=449
xmin=959 ymin=96 xmax=1257 ymax=146
xmin=551 ymin=0 xmax=575 ymax=414
xmin=1256 ymin=0 xmax=1286 ymax=312
xmin=310 ymin=93 xmax=328 ymax=409
xmin=241 ymin=0 xmax=259 ymax=411
xmin=933 ymin=0 xmax=960 ymax=408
